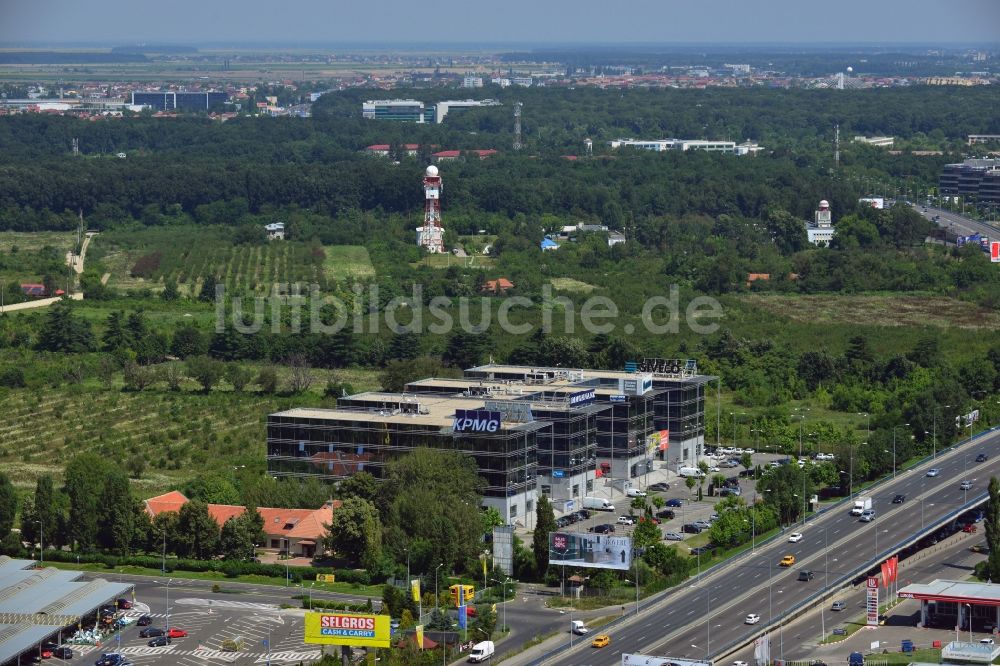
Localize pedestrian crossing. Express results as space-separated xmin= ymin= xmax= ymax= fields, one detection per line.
xmin=64 ymin=644 xmax=323 ymax=662
xmin=174 ymin=597 xmax=281 ymax=611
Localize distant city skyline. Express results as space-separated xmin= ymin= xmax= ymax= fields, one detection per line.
xmin=2 ymin=0 xmax=999 ymax=46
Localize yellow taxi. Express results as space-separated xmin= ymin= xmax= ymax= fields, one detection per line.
xmin=779 ymin=554 xmax=796 ymax=567
xmin=592 ymin=635 xmax=611 ymax=648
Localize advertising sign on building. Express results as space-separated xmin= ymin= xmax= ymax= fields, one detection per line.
xmin=549 ymin=532 xmax=633 ymax=570
xmin=304 ymin=612 xmax=392 ymax=648
xmin=635 ymin=358 xmax=698 ymax=376
xmin=453 ymin=409 xmax=501 ymax=433
xmin=866 ymin=576 xmax=880 ymax=626
xmin=620 ymin=374 xmax=653 ymax=396
xmin=569 ymin=389 xmax=597 ymax=407
xmin=610 ymin=394 xmax=627 ymax=403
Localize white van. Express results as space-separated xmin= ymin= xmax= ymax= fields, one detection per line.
xmin=468 ymin=640 xmax=495 ymax=662
xmin=625 ymin=488 xmax=647 ymax=498
xmin=678 ymin=466 xmax=705 ymax=478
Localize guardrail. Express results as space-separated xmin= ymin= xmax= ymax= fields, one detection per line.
xmin=524 ymin=425 xmax=999 ymax=666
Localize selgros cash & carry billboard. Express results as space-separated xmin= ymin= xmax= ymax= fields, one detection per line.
xmin=304 ymin=612 xmax=391 ymax=648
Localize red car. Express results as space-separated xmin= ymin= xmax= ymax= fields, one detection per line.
xmin=639 ymin=517 xmax=661 ymax=525
xmin=963 ymin=524 xmax=978 ymax=533
xmin=167 ymin=628 xmax=187 ymax=638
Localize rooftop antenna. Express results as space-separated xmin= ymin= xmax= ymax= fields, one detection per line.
xmin=513 ymin=102 xmax=523 ymax=151
xmin=834 ymin=123 xmax=840 ymax=168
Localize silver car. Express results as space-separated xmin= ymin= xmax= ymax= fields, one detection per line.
xmin=663 ymin=532 xmax=684 ymax=541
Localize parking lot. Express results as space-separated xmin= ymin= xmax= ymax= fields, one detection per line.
xmin=40 ymin=581 xmax=322 ymax=666
xmin=544 ymin=448 xmax=811 ymax=549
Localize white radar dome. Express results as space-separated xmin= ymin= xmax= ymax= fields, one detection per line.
xmin=846 ymin=66 xmax=853 ymax=73
xmin=425 ymin=165 xmax=439 ymax=177
xmin=819 ymin=199 xmax=830 ymax=208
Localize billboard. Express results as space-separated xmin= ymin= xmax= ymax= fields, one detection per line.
xmin=549 ymin=531 xmax=633 ymax=570
xmin=992 ymin=241 xmax=1000 ymax=263
xmin=646 ymin=430 xmax=669 ymax=454
xmin=620 ymin=374 xmax=653 ymax=396
xmin=304 ymin=612 xmax=391 ymax=648
xmin=622 ymin=655 xmax=712 ymax=666
xmin=453 ymin=409 xmax=501 ymax=433
xmin=634 ymin=358 xmax=698 ymax=376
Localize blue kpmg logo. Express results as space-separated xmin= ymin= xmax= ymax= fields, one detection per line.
xmin=453 ymin=409 xmax=502 ymax=433
xmin=568 ymin=389 xmax=596 ymax=407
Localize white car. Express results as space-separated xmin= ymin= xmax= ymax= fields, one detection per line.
xmin=743 ymin=449 xmax=754 ymax=455
xmin=816 ymin=453 xmax=834 ymax=461
xmin=733 ymin=662 xmax=749 ymax=666
xmin=926 ymin=468 xmax=940 ymax=477
xmin=788 ymin=532 xmax=803 ymax=543
xmin=961 ymin=480 xmax=973 ymax=491
xmin=617 ymin=516 xmax=635 ymax=526
xmin=745 ymin=613 xmax=761 ymax=625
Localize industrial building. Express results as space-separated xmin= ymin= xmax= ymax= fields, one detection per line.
xmin=266 ymin=360 xmax=713 ymax=523
xmin=0 ymin=556 xmax=133 ymax=664
xmin=131 ymin=91 xmax=228 ymax=111
xmin=609 ymin=138 xmax=761 ymax=155
xmin=362 ymin=98 xmax=501 ymax=124
xmin=939 ymin=158 xmax=1000 ymax=204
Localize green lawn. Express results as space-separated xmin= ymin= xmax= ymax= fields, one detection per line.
xmin=0 ymin=231 xmax=76 ymax=253
xmin=550 ymin=277 xmax=598 ymax=293
xmin=323 ymin=245 xmax=376 ymax=280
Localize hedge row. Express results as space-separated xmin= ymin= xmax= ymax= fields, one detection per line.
xmin=26 ymin=548 xmax=378 ymax=585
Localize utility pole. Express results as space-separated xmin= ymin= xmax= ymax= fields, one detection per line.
xmin=834 ymin=123 xmax=840 ymax=168
xmin=513 ymin=102 xmax=523 ymax=151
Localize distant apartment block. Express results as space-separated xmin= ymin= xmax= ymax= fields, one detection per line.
xmin=362 ymin=98 xmax=501 ymax=124
xmin=131 ymin=91 xmax=228 ymax=111
xmin=968 ymin=135 xmax=1000 ymax=146
xmin=462 ymin=76 xmax=484 ymax=88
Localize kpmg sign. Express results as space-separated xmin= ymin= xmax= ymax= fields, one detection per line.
xmin=569 ymin=389 xmax=596 ymax=407
xmin=453 ymin=409 xmax=502 ymax=433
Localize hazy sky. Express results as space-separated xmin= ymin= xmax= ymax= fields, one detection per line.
xmin=2 ymin=0 xmax=998 ymax=46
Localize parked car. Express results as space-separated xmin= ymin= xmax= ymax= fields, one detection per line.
xmin=718 ymin=487 xmax=742 ymax=497
xmin=94 ymin=655 xmax=130 ymax=666
xmin=892 ymin=494 xmax=906 ymax=504
xmin=663 ymin=532 xmax=684 ymax=541
xmin=976 ymin=454 xmax=989 ymax=463
xmin=797 ymin=570 xmax=815 ymax=581
xmin=136 ymin=615 xmax=153 ymax=626
xmin=690 ymin=545 xmax=716 ymax=556
xmin=649 ymin=482 xmax=671 ymax=492
xmin=617 ymin=516 xmax=635 ymax=526
xmin=926 ymin=468 xmax=940 ymax=477
xmin=779 ymin=555 xmax=796 ymax=567
xmin=116 ymin=598 xmax=132 ymax=609
xmin=831 ymin=601 xmax=847 ymax=611
xmin=575 ymin=509 xmax=592 ymax=521
xmin=665 ymin=498 xmax=683 ymax=508
xmin=41 ymin=643 xmax=73 ymax=659
xmin=961 ymin=480 xmax=973 ymax=490
xmin=148 ymin=636 xmax=172 ymax=647
xmin=745 ymin=613 xmax=761 ymax=625
xmin=139 ymin=627 xmax=164 ymax=638
xmin=682 ymin=523 xmax=703 ymax=534
xmin=656 ymin=509 xmax=676 ymax=520
xmin=639 ymin=516 xmax=660 ymax=525
xmin=693 ymin=520 xmax=712 ymax=530
xmin=166 ymin=628 xmax=187 ymax=638
xmin=591 ymin=523 xmax=615 ymax=534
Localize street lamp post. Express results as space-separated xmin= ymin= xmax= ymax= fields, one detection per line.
xmin=165 ymin=578 xmax=172 ymax=633
xmin=435 ymin=564 xmax=443 ymax=612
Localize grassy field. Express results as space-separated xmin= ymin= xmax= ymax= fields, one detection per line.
xmin=323 ymin=245 xmax=376 ymax=280
xmin=413 ymin=253 xmax=495 ymax=270
xmin=0 ymin=231 xmax=76 ymax=253
xmin=550 ymin=277 xmax=598 ymax=293
xmin=744 ymin=293 xmax=1000 ymax=330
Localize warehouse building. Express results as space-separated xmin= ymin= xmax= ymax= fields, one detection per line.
xmin=131 ymin=91 xmax=228 ymax=111
xmin=266 ymin=360 xmax=713 ymax=523
xmin=0 ymin=556 xmax=132 ymax=664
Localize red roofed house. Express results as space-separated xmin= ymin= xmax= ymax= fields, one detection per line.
xmin=482 ymin=278 xmax=514 ymax=294
xmin=432 ymin=150 xmax=462 ymax=162
xmin=469 ymin=149 xmax=498 ymax=160
xmin=20 ymin=283 xmax=65 ymax=298
xmin=144 ymin=491 xmax=340 ymax=558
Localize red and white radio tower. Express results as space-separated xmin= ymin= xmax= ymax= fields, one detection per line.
xmin=415 ymin=165 xmax=445 ymax=253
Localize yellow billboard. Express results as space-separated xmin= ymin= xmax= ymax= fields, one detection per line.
xmin=315 ymin=574 xmax=336 ymax=583
xmin=304 ymin=612 xmax=391 ymax=648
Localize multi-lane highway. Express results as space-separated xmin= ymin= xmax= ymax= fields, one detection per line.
xmin=536 ymin=427 xmax=1000 ymax=666
xmin=917 ymin=203 xmax=999 ymax=239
